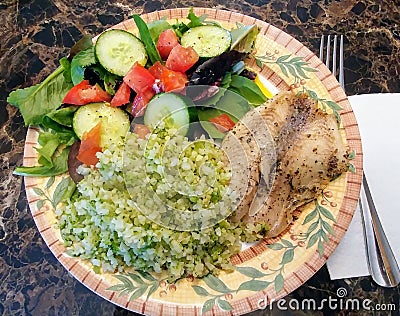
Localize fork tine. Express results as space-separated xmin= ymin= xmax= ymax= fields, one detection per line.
xmin=319 ymin=35 xmax=324 ymax=61
xmin=325 ymin=34 xmax=331 ymax=67
xmin=319 ymin=34 xmax=344 ymax=88
xmin=332 ymin=35 xmax=337 ymax=77
xmin=339 ymin=35 xmax=344 ymax=88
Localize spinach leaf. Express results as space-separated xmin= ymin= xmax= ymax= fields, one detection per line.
xmin=69 ymin=35 xmax=93 ymax=59
xmin=133 ymin=14 xmax=161 ymax=64
xmin=229 ymin=75 xmax=267 ymax=105
xmin=230 ymin=24 xmax=259 ymax=53
xmin=7 ymin=66 xmax=73 ymax=126
xmin=70 ymin=46 xmax=96 ymax=85
xmin=172 ymin=22 xmax=189 ymax=38
xmin=90 ymin=64 xmax=118 ymax=95
xmin=192 ymin=73 xmax=233 ymax=108
xmin=221 ymin=71 xmax=232 ymax=88
xmin=198 ymin=112 xmax=226 ymax=139
xmin=197 ymin=88 xmax=251 ymax=139
xmin=172 ymin=8 xmax=212 ymax=37
xmin=56 ymin=132 xmax=77 ymax=146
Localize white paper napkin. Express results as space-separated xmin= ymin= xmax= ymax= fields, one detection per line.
xmin=327 ymin=93 xmax=400 ymax=280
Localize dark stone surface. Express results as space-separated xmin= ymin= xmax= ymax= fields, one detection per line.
xmin=0 ymin=0 xmax=399 ymax=315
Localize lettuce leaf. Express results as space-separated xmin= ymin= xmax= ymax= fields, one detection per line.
xmin=35 ymin=132 xmax=61 ymax=165
xmin=230 ymin=24 xmax=259 ymax=53
xmin=173 ymin=8 xmax=214 ymax=37
xmin=7 ymin=66 xmax=73 ymax=126
xmin=147 ymin=18 xmax=172 ymax=42
xmin=13 ymin=146 xmax=70 ymax=176
xmin=46 ymin=106 xmax=78 ymax=127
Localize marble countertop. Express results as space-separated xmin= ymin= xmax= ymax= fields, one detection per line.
xmin=0 ymin=0 xmax=399 ymax=315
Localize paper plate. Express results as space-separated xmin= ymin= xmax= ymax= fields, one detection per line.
xmin=23 ymin=8 xmax=362 ymax=315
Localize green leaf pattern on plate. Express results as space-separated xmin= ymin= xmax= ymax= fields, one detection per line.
xmin=185 ymin=264 xmax=272 ymax=314
xmin=202 ymin=298 xmax=216 ymax=314
xmin=234 ymin=266 xmax=267 ymax=279
xmin=203 ymin=274 xmax=233 ymax=293
xmin=106 ymin=271 xmax=168 ymax=302
xmin=34 ymin=176 xmax=74 ymax=210
xmin=255 ymin=53 xmax=318 ymax=80
xmin=217 ymin=298 xmax=233 ymax=311
xmin=347 ymin=150 xmax=356 ymax=173
xmin=255 ymin=51 xmax=344 ymax=124
xmin=237 ymin=279 xmax=270 ymax=292
xmin=300 ymin=86 xmax=343 ymax=124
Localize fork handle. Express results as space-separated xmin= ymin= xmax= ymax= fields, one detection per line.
xmin=359 ymin=172 xmax=400 ymax=287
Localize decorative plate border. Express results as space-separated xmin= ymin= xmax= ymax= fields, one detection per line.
xmin=22 ymin=8 xmax=362 ymax=316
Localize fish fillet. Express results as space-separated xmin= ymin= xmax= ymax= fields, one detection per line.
xmin=228 ymin=91 xmax=349 ymax=237
xmin=222 ymin=91 xmax=295 ymax=221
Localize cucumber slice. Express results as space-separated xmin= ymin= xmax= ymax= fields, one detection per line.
xmin=181 ymin=25 xmax=231 ymax=58
xmin=95 ymin=29 xmax=147 ymax=76
xmin=73 ymin=102 xmax=130 ymax=148
xmin=144 ymin=93 xmax=190 ymax=135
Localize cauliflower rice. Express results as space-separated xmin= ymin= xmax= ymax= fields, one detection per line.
xmin=56 ymin=128 xmax=268 ymax=280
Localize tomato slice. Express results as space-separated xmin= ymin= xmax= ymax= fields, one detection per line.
xmin=123 ymin=62 xmax=155 ymax=93
xmin=156 ymin=29 xmax=179 ymax=60
xmin=76 ymin=122 xmax=102 ymax=166
xmin=148 ymin=62 xmax=188 ymax=92
xmin=166 ymin=44 xmax=199 ymax=73
xmin=63 ymin=80 xmax=111 ymax=105
xmin=131 ymin=87 xmax=155 ymax=117
xmin=110 ymin=82 xmax=131 ymax=107
xmin=208 ymin=113 xmax=236 ymax=132
xmin=161 ymin=69 xmax=188 ymax=92
xmin=148 ymin=61 xmax=165 ymax=79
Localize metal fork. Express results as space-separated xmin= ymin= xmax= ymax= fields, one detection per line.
xmin=320 ymin=35 xmax=400 ymax=287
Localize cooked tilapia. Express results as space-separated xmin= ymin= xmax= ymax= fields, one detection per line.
xmin=221 ymin=112 xmax=262 ymax=222
xmin=222 ymin=93 xmax=293 ymax=221
xmin=225 ymin=91 xmax=349 ymax=237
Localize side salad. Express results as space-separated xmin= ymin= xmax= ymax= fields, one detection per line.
xmin=8 ymin=8 xmax=267 ymax=177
